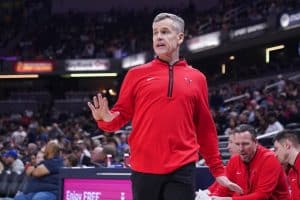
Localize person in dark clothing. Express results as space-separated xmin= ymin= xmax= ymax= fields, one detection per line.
xmin=14 ymin=140 xmax=64 ymax=200
xmin=73 ymin=145 xmax=91 ymax=167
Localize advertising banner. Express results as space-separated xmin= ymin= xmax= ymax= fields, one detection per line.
xmin=186 ymin=31 xmax=221 ymax=52
xmin=15 ymin=61 xmax=53 ymax=73
xmin=230 ymin=23 xmax=267 ymax=40
xmin=65 ymin=59 xmax=110 ymax=71
xmin=280 ymin=11 xmax=300 ymax=29
xmin=63 ymin=178 xmax=132 ymax=200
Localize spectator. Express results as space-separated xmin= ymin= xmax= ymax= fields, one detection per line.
xmin=117 ymin=133 xmax=129 ymax=156
xmin=211 ymin=124 xmax=290 ymax=200
xmin=63 ymin=154 xmax=78 ymax=167
xmin=35 ymin=150 xmax=45 ymax=165
xmin=14 ymin=140 xmax=64 ymax=200
xmin=90 ymin=144 xmax=120 ymax=167
xmin=90 ymin=146 xmax=106 ymax=167
xmin=264 ymin=111 xmax=284 ymax=134
xmin=73 ymin=145 xmax=91 ymax=167
xmin=2 ymin=149 xmax=24 ymax=174
xmin=22 ymin=143 xmax=38 ymax=165
xmin=11 ymin=126 xmax=27 ymax=147
xmin=274 ymin=129 xmax=300 ymax=200
xmin=76 ymin=139 xmax=91 ymax=158
xmin=102 ymin=144 xmax=120 ymax=167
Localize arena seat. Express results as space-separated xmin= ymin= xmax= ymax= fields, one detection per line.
xmin=0 ymin=171 xmax=26 ymax=198
xmin=0 ymin=172 xmax=9 ymax=197
xmin=6 ymin=172 xmax=25 ymax=198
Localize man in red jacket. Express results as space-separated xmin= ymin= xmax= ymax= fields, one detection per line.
xmin=88 ymin=12 xmax=242 ymax=200
xmin=207 ymin=131 xmax=240 ymax=194
xmin=211 ymin=124 xmax=290 ymax=200
xmin=274 ymin=129 xmax=300 ymax=200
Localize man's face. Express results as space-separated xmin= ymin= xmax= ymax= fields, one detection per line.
xmin=152 ymin=18 xmax=183 ymax=59
xmin=3 ymin=156 xmax=14 ymax=165
xmin=274 ymin=140 xmax=289 ymax=164
xmin=227 ymin=134 xmax=239 ymax=156
xmin=234 ymin=131 xmax=258 ymax=163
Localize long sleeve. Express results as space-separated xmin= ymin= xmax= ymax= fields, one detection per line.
xmin=97 ymin=70 xmax=135 ymax=132
xmin=210 ymin=159 xmax=235 ymax=197
xmin=232 ymin=156 xmax=286 ymax=200
xmin=195 ymin=73 xmax=224 ymax=177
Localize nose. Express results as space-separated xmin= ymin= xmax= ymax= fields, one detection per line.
xmin=154 ymin=32 xmax=163 ymax=40
xmin=237 ymin=145 xmax=243 ymax=152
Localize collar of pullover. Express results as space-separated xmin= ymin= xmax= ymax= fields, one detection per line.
xmin=153 ymin=57 xmax=188 ymax=67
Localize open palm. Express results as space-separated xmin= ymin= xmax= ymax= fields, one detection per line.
xmin=87 ymin=93 xmax=119 ymax=122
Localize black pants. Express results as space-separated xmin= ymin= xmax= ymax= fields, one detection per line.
xmin=131 ymin=163 xmax=196 ymax=200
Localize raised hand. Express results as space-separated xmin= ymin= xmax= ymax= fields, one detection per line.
xmin=87 ymin=93 xmax=119 ymax=122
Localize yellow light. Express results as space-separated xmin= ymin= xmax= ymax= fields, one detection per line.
xmin=221 ymin=64 xmax=226 ymax=74
xmin=0 ymin=74 xmax=39 ymax=79
xmin=64 ymin=73 xmax=118 ymax=78
xmin=229 ymin=55 xmax=235 ymax=60
xmin=265 ymin=45 xmax=285 ymax=63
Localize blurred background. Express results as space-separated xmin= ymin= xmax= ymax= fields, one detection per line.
xmin=0 ymin=0 xmax=300 ymax=198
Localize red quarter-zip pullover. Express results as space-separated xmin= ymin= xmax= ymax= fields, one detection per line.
xmin=211 ymin=145 xmax=290 ymax=200
xmin=289 ymin=153 xmax=300 ymax=200
xmin=97 ymin=58 xmax=224 ymax=176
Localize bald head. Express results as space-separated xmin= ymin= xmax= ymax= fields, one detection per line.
xmin=91 ymin=146 xmax=105 ymax=163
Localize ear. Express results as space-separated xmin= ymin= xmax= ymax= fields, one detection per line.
xmin=177 ymin=32 xmax=184 ymax=45
xmin=285 ymin=140 xmax=293 ymax=149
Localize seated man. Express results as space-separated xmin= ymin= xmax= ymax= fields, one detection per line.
xmin=90 ymin=144 xmax=122 ymax=168
xmin=90 ymin=146 xmax=106 ymax=167
xmin=14 ymin=140 xmax=64 ymax=200
xmin=2 ymin=149 xmax=24 ymax=174
xmin=207 ymin=131 xmax=240 ymax=194
xmin=211 ymin=124 xmax=290 ymax=200
xmin=273 ymin=129 xmax=300 ymax=200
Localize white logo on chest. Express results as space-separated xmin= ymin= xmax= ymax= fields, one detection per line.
xmin=184 ymin=77 xmax=192 ymax=84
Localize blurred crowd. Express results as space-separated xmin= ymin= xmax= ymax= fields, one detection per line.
xmin=0 ymin=112 xmax=131 ymax=174
xmin=0 ymin=70 xmax=299 ymax=175
xmin=0 ymin=0 xmax=300 ymax=198
xmin=1 ymin=0 xmax=300 ymax=60
xmin=0 ymin=0 xmax=299 ymax=174
xmin=210 ymin=75 xmax=299 ymax=136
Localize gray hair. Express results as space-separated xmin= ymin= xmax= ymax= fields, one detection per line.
xmin=153 ymin=13 xmax=185 ymax=33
